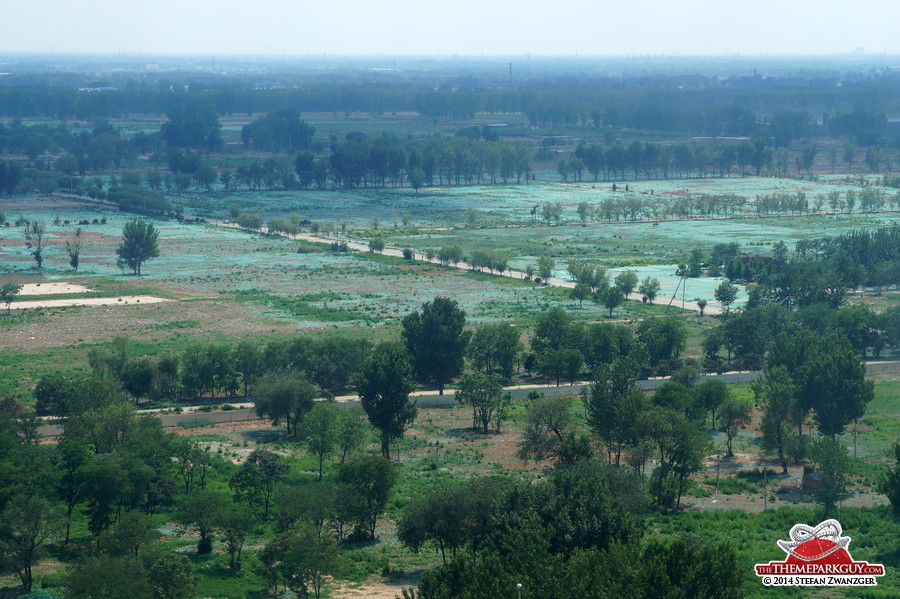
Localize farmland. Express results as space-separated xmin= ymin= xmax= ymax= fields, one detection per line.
xmin=3 ymin=98 xmax=900 ymax=597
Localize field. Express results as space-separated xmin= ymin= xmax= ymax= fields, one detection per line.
xmin=4 ymin=171 xmax=900 ymax=597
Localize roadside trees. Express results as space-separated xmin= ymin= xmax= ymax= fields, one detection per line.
xmin=402 ymin=297 xmax=471 ymax=395
xmin=355 ymin=342 xmax=416 ymax=460
xmin=0 ymin=283 xmax=21 ymax=315
xmin=638 ymin=276 xmax=660 ymax=304
xmin=252 ymin=371 xmax=317 ymax=436
xmin=116 ymin=219 xmax=159 ymax=275
xmin=615 ymin=270 xmax=639 ymax=299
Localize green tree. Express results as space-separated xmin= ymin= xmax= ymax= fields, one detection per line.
xmin=571 ymin=280 xmax=590 ymax=308
xmin=536 ymin=255 xmax=555 ymax=281
xmin=217 ymin=504 xmax=256 ymax=569
xmin=668 ymin=420 xmax=712 ymax=508
xmin=877 ymin=441 xmax=900 ymax=516
xmin=598 ymin=283 xmax=624 ymax=316
xmin=408 ymin=166 xmax=426 ymax=194
xmin=518 ymin=394 xmax=577 ymax=462
xmin=252 ymin=371 xmax=317 ymax=436
xmin=637 ymin=316 xmax=687 ymax=370
xmin=355 ymin=342 xmax=416 ymax=460
xmin=0 ymin=495 xmax=60 ymax=594
xmin=714 ymin=279 xmax=739 ymax=312
xmin=638 ymin=276 xmax=660 ymax=304
xmin=147 ymin=552 xmax=197 ymax=599
xmin=116 ymin=219 xmax=160 ymax=275
xmin=811 ymin=436 xmax=850 ymax=518
xmin=299 ymin=402 xmax=340 ymax=480
xmin=468 ymin=323 xmax=522 ymax=380
xmin=65 ymin=227 xmax=83 ymax=270
xmin=229 ymin=448 xmax=290 ymax=518
xmin=585 ymin=359 xmax=647 ymax=466
xmin=338 ymin=456 xmax=398 ymax=539
xmin=263 ymin=527 xmax=340 ymax=599
xmin=455 ymin=372 xmax=509 ymax=434
xmin=752 ymin=366 xmax=799 ymax=473
xmin=335 ymin=408 xmax=369 ymax=463
xmin=614 ymin=270 xmax=638 ymax=299
xmin=718 ymin=397 xmax=751 ymax=457
xmin=402 ymin=297 xmax=471 ymax=395
xmin=174 ymin=491 xmax=227 ymax=554
xmin=66 ymin=555 xmax=151 ymax=599
xmin=23 ymin=220 xmax=46 ymax=269
xmin=0 ymin=283 xmax=21 ymax=315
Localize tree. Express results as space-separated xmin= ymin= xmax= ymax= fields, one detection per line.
xmin=368 ymin=238 xmax=385 ymax=253
xmin=576 ymin=201 xmax=590 ymax=225
xmin=468 ymin=323 xmax=522 ymax=381
xmin=519 ymin=394 xmax=577 ymax=462
xmin=877 ymin=441 xmax=900 ymax=516
xmin=217 ymin=504 xmax=256 ymax=569
xmin=298 ymin=402 xmax=340 ymax=480
xmin=571 ymin=280 xmax=590 ymax=308
xmin=0 ymin=283 xmax=21 ymax=315
xmin=263 ymin=527 xmax=340 ymax=599
xmin=668 ymin=420 xmax=712 ymax=508
xmin=252 ymin=371 xmax=317 ymax=436
xmin=637 ymin=316 xmax=687 ymax=369
xmin=116 ymin=219 xmax=159 ymax=276
xmin=0 ymin=495 xmax=60 ymax=594
xmin=718 ymin=397 xmax=751 ymax=458
xmin=536 ymin=255 xmax=555 ymax=281
xmin=714 ymin=279 xmax=739 ymax=312
xmin=23 ymin=220 xmax=46 ymax=269
xmin=229 ymin=448 xmax=290 ymax=518
xmin=598 ymin=283 xmax=624 ymax=316
xmin=355 ymin=342 xmax=417 ymax=460
xmin=615 ymin=270 xmax=638 ymax=299
xmin=455 ymin=372 xmax=509 ymax=434
xmin=811 ymin=436 xmax=850 ymax=518
xmin=585 ymin=359 xmax=647 ymax=466
xmin=696 ymin=299 xmax=707 ymax=316
xmin=174 ymin=491 xmax=227 ymax=554
xmin=638 ymin=276 xmax=660 ymax=304
xmin=752 ymin=366 xmax=799 ymax=473
xmin=66 ymin=555 xmax=151 ymax=599
xmin=335 ymin=407 xmax=369 ymax=463
xmin=408 ymin=167 xmax=426 ymax=194
xmin=147 ymin=553 xmax=197 ymax=599
xmin=65 ymin=227 xmax=83 ymax=270
xmin=402 ymin=297 xmax=471 ymax=395
xmin=338 ymin=456 xmax=398 ymax=539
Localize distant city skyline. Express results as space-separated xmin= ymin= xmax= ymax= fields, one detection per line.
xmin=4 ymin=0 xmax=899 ymax=58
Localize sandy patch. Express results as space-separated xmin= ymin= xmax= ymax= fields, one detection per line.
xmin=18 ymin=282 xmax=94 ymax=295
xmin=10 ymin=295 xmax=171 ymax=309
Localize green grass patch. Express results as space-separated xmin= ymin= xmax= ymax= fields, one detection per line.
xmin=233 ymin=289 xmax=378 ymax=324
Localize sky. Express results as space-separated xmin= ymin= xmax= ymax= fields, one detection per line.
xmin=3 ymin=0 xmax=900 ymax=57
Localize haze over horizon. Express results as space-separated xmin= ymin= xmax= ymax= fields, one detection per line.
xmin=4 ymin=0 xmax=899 ymax=58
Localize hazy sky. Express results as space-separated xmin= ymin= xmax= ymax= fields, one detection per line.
xmin=4 ymin=0 xmax=899 ymax=57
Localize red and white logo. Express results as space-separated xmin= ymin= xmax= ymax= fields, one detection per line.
xmin=755 ymin=519 xmax=885 ymax=587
